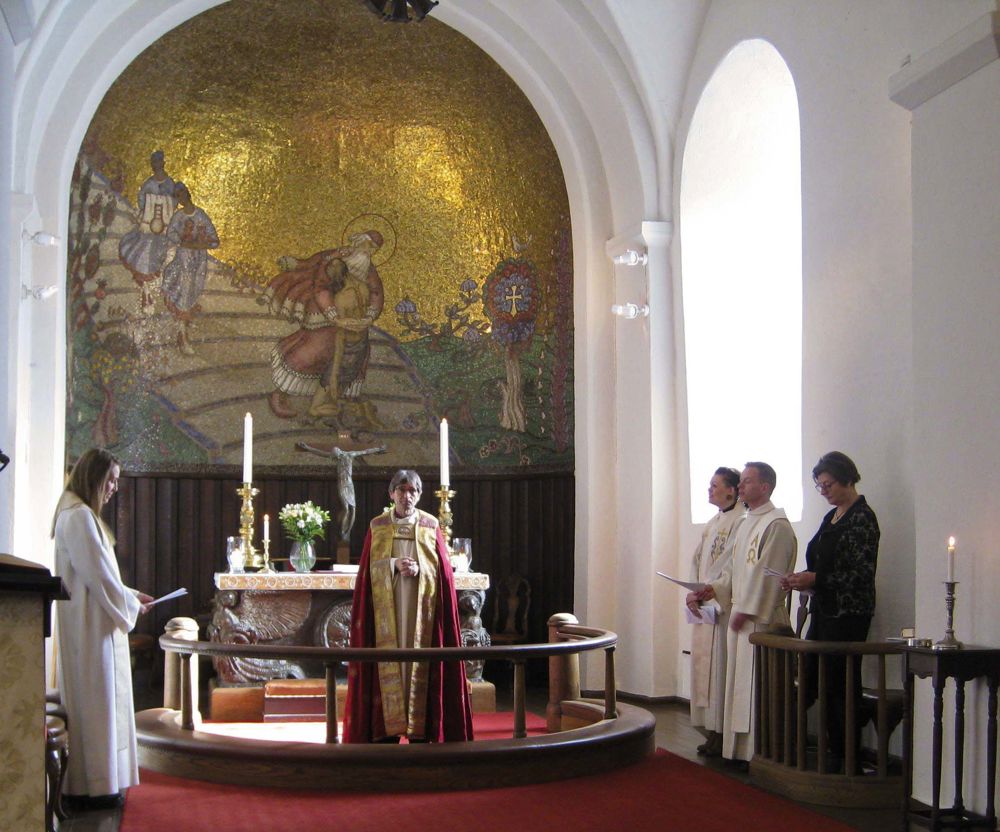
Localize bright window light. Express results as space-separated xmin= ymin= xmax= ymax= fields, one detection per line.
xmin=680 ymin=39 xmax=802 ymax=523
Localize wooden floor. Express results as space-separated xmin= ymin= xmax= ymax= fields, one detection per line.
xmin=58 ymin=683 xmax=907 ymax=832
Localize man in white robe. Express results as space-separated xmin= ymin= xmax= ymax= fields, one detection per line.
xmin=701 ymin=461 xmax=796 ymax=763
xmin=685 ymin=467 xmax=744 ymax=756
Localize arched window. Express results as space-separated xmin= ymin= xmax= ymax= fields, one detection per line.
xmin=680 ymin=39 xmax=802 ymax=523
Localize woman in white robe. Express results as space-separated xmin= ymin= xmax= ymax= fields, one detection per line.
xmin=52 ymin=448 xmax=152 ymax=810
xmin=685 ymin=467 xmax=743 ymax=757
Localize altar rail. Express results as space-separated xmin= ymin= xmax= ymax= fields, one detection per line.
xmin=160 ymin=612 xmax=614 ymax=743
xmin=748 ymin=632 xmax=904 ymax=807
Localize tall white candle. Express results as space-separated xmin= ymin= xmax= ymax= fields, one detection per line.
xmin=947 ymin=536 xmax=956 ymax=583
xmin=243 ymin=412 xmax=253 ymax=483
xmin=263 ymin=514 xmax=270 ymax=544
xmin=440 ymin=418 xmax=450 ymax=488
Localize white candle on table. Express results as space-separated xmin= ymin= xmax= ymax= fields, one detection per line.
xmin=947 ymin=536 xmax=956 ymax=583
xmin=263 ymin=514 xmax=270 ymax=544
xmin=440 ymin=418 xmax=450 ymax=488
xmin=243 ymin=412 xmax=253 ymax=483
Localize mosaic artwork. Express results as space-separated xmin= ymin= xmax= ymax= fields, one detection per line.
xmin=67 ymin=0 xmax=573 ymax=475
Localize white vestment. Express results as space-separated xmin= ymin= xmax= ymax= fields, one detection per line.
xmin=688 ymin=504 xmax=744 ymax=733
xmin=54 ymin=498 xmax=141 ymax=796
xmin=713 ymin=500 xmax=796 ymax=761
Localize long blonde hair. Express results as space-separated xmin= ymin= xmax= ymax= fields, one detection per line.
xmin=65 ymin=448 xmax=119 ymax=514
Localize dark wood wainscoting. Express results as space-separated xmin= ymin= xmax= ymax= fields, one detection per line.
xmin=111 ymin=471 xmax=574 ymax=683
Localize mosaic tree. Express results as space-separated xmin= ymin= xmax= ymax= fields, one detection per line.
xmin=482 ymin=258 xmax=538 ymax=432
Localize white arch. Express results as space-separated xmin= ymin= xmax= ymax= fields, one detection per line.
xmin=6 ymin=1 xmax=664 ymax=672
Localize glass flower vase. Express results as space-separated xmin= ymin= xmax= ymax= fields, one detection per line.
xmin=289 ymin=540 xmax=317 ymax=572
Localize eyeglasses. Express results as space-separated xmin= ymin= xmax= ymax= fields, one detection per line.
xmin=814 ymin=481 xmax=837 ymax=492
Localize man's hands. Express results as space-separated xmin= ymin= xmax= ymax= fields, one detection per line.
xmin=138 ymin=592 xmax=155 ymax=615
xmin=396 ymin=557 xmax=419 ymax=577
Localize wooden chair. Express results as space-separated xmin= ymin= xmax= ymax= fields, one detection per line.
xmin=44 ymin=692 xmax=68 ymax=830
xmin=791 ymin=592 xmax=904 ymax=745
xmin=491 ymin=573 xmax=531 ymax=645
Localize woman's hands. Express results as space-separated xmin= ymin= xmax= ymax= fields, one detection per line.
xmin=779 ymin=571 xmax=816 ymax=592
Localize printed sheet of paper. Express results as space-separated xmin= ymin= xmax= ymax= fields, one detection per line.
xmin=656 ymin=571 xmax=705 ymax=592
xmin=147 ymin=587 xmax=187 ymax=607
xmin=685 ymin=604 xmax=718 ymax=625
xmin=762 ymin=566 xmax=814 ymax=595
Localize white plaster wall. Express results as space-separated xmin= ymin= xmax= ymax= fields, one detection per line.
xmin=1 ymin=20 xmax=14 ymax=554
xmin=909 ymin=37 xmax=1000 ymax=812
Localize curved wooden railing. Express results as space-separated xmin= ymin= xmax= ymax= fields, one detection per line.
xmin=159 ymin=613 xmax=616 ymax=744
xmin=749 ymin=632 xmax=903 ymax=802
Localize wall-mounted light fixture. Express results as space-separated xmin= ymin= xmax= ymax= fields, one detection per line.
xmin=22 ymin=230 xmax=60 ymax=247
xmin=21 ymin=284 xmax=59 ymax=301
xmin=612 ymin=249 xmax=647 ymax=267
xmin=611 ymin=302 xmax=650 ymax=319
xmin=363 ymin=0 xmax=438 ymax=22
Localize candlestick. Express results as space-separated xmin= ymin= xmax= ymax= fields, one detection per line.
xmin=933 ymin=581 xmax=962 ymax=650
xmin=243 ymin=412 xmax=253 ymax=484
xmin=436 ymin=485 xmax=455 ymax=551
xmin=439 ymin=418 xmax=450 ymax=488
xmin=237 ymin=482 xmax=260 ymax=569
xmin=947 ymin=535 xmax=955 ymax=583
xmin=259 ymin=523 xmax=274 ymax=574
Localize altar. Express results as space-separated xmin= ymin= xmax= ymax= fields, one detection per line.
xmin=209 ymin=570 xmax=492 ymax=686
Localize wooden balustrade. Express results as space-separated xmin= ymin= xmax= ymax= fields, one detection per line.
xmin=748 ymin=632 xmax=904 ymax=808
xmin=159 ymin=615 xmax=618 ymax=743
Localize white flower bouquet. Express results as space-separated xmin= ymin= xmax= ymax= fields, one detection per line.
xmin=278 ymin=501 xmax=331 ymax=543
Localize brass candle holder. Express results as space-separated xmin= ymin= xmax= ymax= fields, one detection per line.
xmin=933 ymin=581 xmax=962 ymax=650
xmin=237 ymin=482 xmax=261 ymax=569
xmin=259 ymin=534 xmax=275 ymax=574
xmin=436 ymin=486 xmax=455 ymax=551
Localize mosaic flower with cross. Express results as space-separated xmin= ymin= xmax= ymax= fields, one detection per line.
xmin=482 ymin=258 xmax=538 ymax=346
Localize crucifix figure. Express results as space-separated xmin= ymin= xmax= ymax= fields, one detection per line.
xmin=296 ymin=441 xmax=386 ymax=543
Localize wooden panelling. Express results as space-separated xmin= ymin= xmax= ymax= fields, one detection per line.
xmin=111 ymin=472 xmax=575 ymax=682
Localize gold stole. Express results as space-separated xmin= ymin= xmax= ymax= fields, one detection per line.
xmin=368 ymin=512 xmax=440 ymax=737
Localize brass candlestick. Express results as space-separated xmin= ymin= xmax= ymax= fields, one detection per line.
xmin=259 ymin=534 xmax=275 ymax=574
xmin=436 ymin=486 xmax=455 ymax=550
xmin=933 ymin=581 xmax=962 ymax=650
xmin=237 ymin=482 xmax=261 ymax=569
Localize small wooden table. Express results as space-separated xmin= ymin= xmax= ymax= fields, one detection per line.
xmin=901 ymin=645 xmax=1000 ymax=830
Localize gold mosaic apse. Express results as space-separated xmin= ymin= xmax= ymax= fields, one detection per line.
xmin=83 ymin=0 xmax=568 ymax=339
xmin=71 ymin=0 xmax=574 ymax=473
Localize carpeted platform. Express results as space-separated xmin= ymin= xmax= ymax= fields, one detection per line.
xmin=194 ymin=710 xmax=549 ymax=743
xmin=121 ymin=747 xmax=857 ymax=832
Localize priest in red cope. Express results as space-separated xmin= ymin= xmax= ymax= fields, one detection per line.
xmin=343 ymin=469 xmax=474 ymax=742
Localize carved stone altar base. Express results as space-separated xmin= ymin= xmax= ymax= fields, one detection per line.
xmin=209 ymin=570 xmax=492 ymax=687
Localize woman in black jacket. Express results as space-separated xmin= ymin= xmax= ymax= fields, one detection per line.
xmin=782 ymin=451 xmax=880 ymax=772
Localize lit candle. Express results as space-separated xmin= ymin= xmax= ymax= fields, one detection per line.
xmin=263 ymin=514 xmax=270 ymax=545
xmin=947 ymin=536 xmax=956 ymax=583
xmin=439 ymin=418 xmax=450 ymax=489
xmin=242 ymin=412 xmax=253 ymax=483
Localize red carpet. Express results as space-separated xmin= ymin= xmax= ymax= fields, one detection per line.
xmin=121 ymin=748 xmax=857 ymax=832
